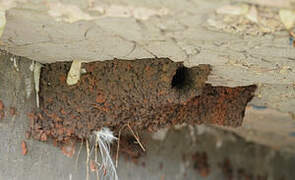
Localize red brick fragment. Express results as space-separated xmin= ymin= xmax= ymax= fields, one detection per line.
xmin=21 ymin=141 xmax=28 ymax=155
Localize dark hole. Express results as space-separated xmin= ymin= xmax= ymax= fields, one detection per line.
xmin=171 ymin=66 xmax=190 ymax=89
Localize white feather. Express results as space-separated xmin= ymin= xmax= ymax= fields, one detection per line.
xmin=93 ymin=128 xmax=118 ymax=180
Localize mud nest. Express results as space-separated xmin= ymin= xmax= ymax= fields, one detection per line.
xmin=28 ymin=58 xmax=256 ymax=142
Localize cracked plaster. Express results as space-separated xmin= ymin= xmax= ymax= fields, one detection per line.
xmin=0 ymin=0 xmax=295 ymax=151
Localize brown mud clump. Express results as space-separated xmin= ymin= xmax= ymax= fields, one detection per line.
xmin=28 ymin=58 xmax=256 ymax=143
xmin=0 ymin=100 xmax=4 ymax=120
xmin=192 ymin=151 xmax=210 ymax=177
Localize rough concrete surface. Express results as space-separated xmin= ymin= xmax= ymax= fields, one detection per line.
xmin=1 ymin=54 xmax=295 ymax=180
xmin=1 ymin=0 xmax=295 ymax=179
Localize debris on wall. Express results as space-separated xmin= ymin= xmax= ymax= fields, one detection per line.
xmin=21 ymin=140 xmax=28 ymax=155
xmin=207 ymin=3 xmax=285 ymax=35
xmin=66 ymin=60 xmax=82 ymax=85
xmin=0 ymin=100 xmax=4 ymax=120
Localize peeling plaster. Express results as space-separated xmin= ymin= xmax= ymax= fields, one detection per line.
xmin=104 ymin=5 xmax=168 ymax=20
xmin=47 ymin=2 xmax=94 ymax=23
xmin=46 ymin=3 xmax=169 ymax=23
xmin=241 ymin=0 xmax=295 ymax=8
xmin=90 ymin=5 xmax=169 ymax=20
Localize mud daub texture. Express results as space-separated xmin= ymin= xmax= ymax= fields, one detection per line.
xmin=29 ymin=58 xmax=256 ymax=142
xmin=0 ymin=100 xmax=4 ymax=120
